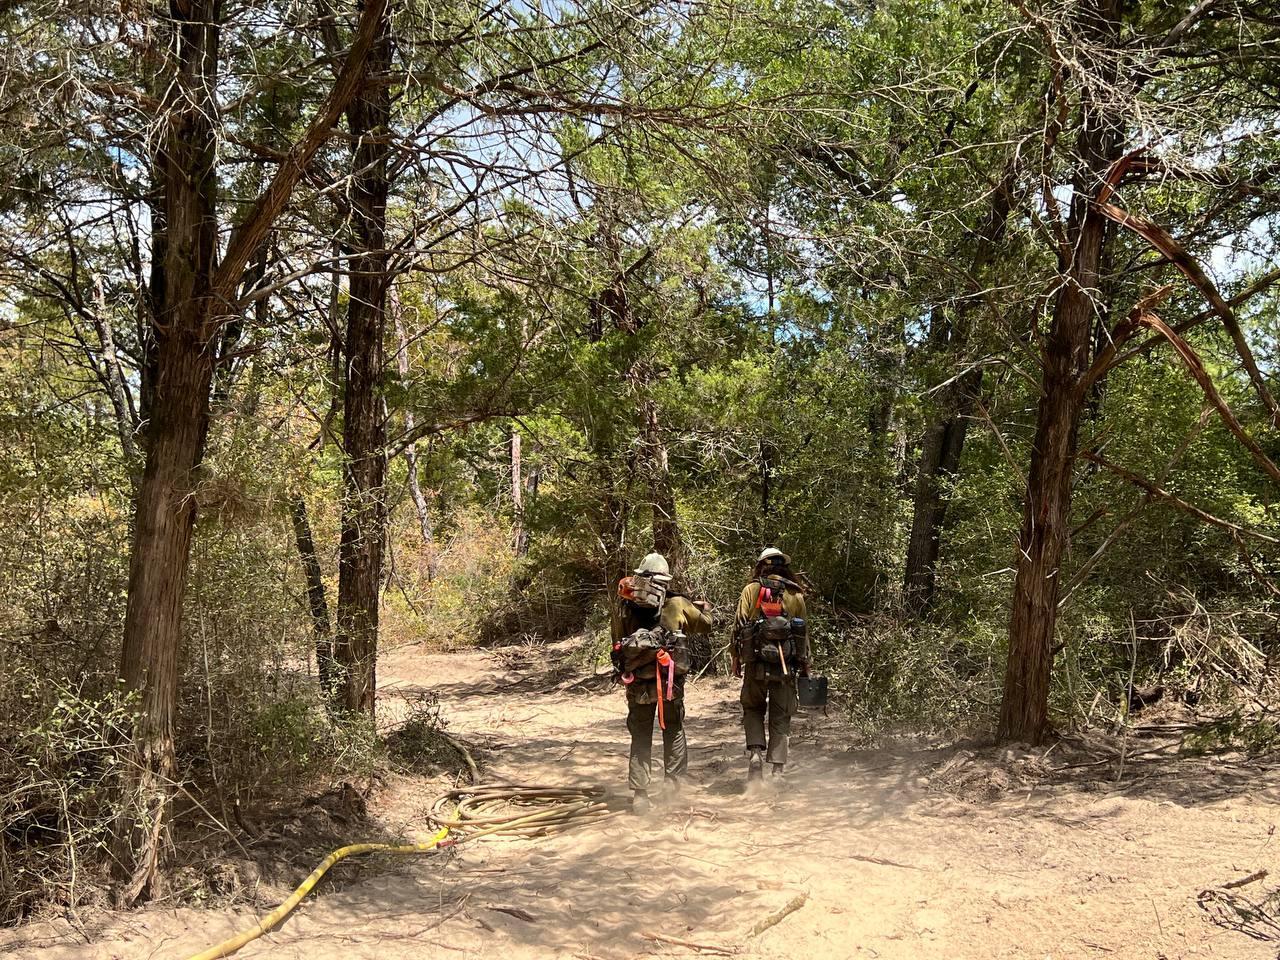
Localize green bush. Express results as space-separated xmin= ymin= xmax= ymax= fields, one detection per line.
xmin=0 ymin=668 xmax=135 ymax=922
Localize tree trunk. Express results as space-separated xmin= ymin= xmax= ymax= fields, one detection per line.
xmin=902 ymin=349 xmax=984 ymax=612
xmin=510 ymin=426 xmax=527 ymax=555
xmin=601 ymin=468 xmax=631 ymax=643
xmin=291 ymin=496 xmax=336 ymax=706
xmin=642 ymin=398 xmax=683 ymax=575
xmin=393 ymin=306 xmax=436 ymax=578
xmin=113 ymin=0 xmax=222 ymax=902
xmin=998 ymin=0 xmax=1124 ymax=744
xmin=521 ymin=446 xmax=540 ymax=557
xmin=92 ymin=275 xmax=140 ymax=463
xmin=335 ymin=19 xmax=390 ymax=717
xmin=903 ymin=376 xmax=977 ymax=609
xmin=904 ymin=168 xmax=1016 ymax=612
xmin=112 ymin=0 xmax=390 ymax=899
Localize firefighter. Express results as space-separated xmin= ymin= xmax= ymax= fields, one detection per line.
xmin=732 ymin=547 xmax=808 ymax=781
xmin=614 ymin=553 xmax=713 ymax=814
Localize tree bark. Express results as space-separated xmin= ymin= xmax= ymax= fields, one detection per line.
xmin=903 ymin=369 xmax=978 ymax=610
xmin=510 ymin=426 xmax=527 ymax=555
xmin=113 ymin=0 xmax=222 ymax=902
xmin=998 ymin=0 xmax=1125 ymax=744
xmin=335 ymin=16 xmax=391 ymax=717
xmin=903 ymin=171 xmax=1014 ymax=612
xmin=291 ymin=496 xmax=336 ymax=705
xmin=642 ymin=398 xmax=683 ymax=575
xmin=393 ymin=306 xmax=437 ymax=577
xmin=112 ymin=0 xmax=392 ymax=899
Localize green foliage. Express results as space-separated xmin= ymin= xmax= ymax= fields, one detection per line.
xmin=0 ymin=669 xmax=136 ymax=922
xmin=1182 ymin=714 xmax=1280 ymax=757
xmin=385 ymin=693 xmax=453 ymax=769
xmin=816 ymin=615 xmax=1006 ymax=736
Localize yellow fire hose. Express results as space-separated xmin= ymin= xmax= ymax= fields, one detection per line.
xmin=185 ymin=783 xmax=611 ymax=960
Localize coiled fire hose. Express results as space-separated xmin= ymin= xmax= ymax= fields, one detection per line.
xmin=185 ymin=784 xmax=611 ymax=960
xmin=427 ymin=784 xmax=612 ymax=837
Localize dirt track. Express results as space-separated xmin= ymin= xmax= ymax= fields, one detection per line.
xmin=8 ymin=643 xmax=1279 ymax=959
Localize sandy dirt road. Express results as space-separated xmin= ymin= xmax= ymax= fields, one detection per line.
xmin=7 ymin=643 xmax=1279 ymax=960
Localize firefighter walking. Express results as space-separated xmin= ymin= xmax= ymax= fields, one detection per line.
xmin=732 ymin=547 xmax=809 ymax=782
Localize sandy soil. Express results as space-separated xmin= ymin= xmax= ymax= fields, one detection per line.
xmin=6 ymin=643 xmax=1279 ymax=960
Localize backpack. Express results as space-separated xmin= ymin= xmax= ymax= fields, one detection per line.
xmin=615 ymin=626 xmax=687 ymax=674
xmin=738 ymin=578 xmax=805 ymax=672
xmin=617 ymin=574 xmax=667 ymax=609
xmin=611 ymin=577 xmax=690 ymax=682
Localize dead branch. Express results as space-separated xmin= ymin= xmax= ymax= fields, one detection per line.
xmin=1127 ymin=312 xmax=1280 ymax=488
xmin=439 ymin=732 xmax=481 ymax=783
xmin=1081 ymin=451 xmax=1279 ymax=544
xmin=1224 ymin=870 xmax=1269 ymax=890
xmin=1076 ymin=284 xmax=1175 ymax=396
xmin=745 ymin=892 xmax=809 ymax=939
xmin=641 ymin=932 xmax=736 ymax=955
xmin=1109 ymin=267 xmax=1280 ymax=371
xmin=1096 ymin=200 xmax=1280 ymax=430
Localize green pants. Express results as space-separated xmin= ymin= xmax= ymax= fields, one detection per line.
xmin=740 ymin=673 xmax=797 ymax=765
xmin=626 ymin=698 xmax=687 ymax=792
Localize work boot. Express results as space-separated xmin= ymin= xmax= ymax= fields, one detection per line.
xmin=662 ymin=777 xmax=681 ymax=803
xmin=771 ymin=762 xmax=785 ymax=778
xmin=630 ymin=790 xmax=652 ymax=816
xmin=747 ymin=749 xmax=764 ymax=783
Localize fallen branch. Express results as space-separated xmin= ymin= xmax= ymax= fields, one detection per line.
xmin=440 ymin=732 xmax=481 ymax=783
xmin=745 ymin=892 xmax=809 ymax=939
xmin=489 ymin=905 xmax=537 ymax=923
xmin=1224 ymin=870 xmax=1269 ymax=891
xmin=1197 ymin=885 xmax=1280 ymax=942
xmin=641 ymin=932 xmax=736 ymax=955
xmin=840 ymin=853 xmax=919 ymax=870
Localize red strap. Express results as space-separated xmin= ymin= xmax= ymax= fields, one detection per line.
xmin=758 ymin=583 xmax=783 ymax=618
xmin=656 ymin=669 xmax=665 ymax=730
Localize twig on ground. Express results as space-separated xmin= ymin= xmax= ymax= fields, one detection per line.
xmin=489 ymin=905 xmax=537 ymax=922
xmin=439 ymin=731 xmax=480 ymax=782
xmin=745 ymin=892 xmax=809 ymax=939
xmin=1223 ymin=869 xmax=1269 ymax=890
xmin=466 ymin=910 xmax=495 ymax=933
xmin=838 ymin=852 xmax=918 ymax=869
xmin=1061 ymin=741 xmax=1180 ymax=769
xmin=641 ymin=932 xmax=735 ymax=955
xmin=561 ymin=672 xmax=612 ymax=692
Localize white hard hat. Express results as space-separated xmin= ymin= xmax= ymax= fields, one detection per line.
xmin=758 ymin=547 xmax=790 ymax=565
xmin=634 ymin=552 xmax=671 ymax=579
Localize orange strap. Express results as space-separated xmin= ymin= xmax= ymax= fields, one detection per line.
xmin=655 ymin=648 xmax=672 ymax=730
xmin=755 ymin=582 xmax=784 ymax=618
